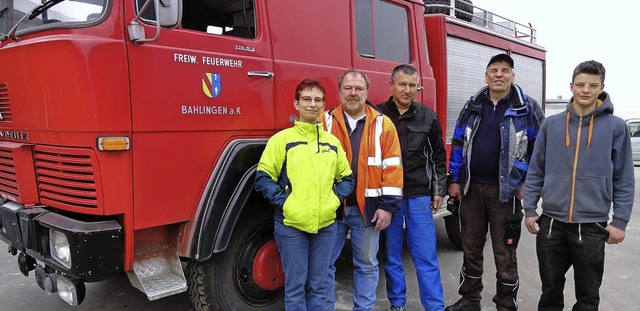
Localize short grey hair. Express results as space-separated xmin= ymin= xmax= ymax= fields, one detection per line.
xmin=391 ymin=64 xmax=418 ymax=81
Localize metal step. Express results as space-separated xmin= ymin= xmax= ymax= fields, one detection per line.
xmin=126 ymin=246 xmax=187 ymax=301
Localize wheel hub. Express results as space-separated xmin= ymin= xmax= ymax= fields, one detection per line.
xmin=252 ymin=240 xmax=284 ymax=291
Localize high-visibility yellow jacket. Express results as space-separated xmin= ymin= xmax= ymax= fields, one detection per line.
xmin=255 ymin=121 xmax=354 ymax=233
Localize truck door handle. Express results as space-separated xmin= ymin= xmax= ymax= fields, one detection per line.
xmin=247 ymin=71 xmax=274 ymax=78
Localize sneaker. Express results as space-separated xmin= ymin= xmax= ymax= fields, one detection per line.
xmin=444 ymin=298 xmax=481 ymax=311
xmin=389 ymin=306 xmax=404 ymax=311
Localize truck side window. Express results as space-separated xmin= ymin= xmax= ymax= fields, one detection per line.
xmin=355 ymin=0 xmax=374 ymax=57
xmin=183 ymin=0 xmax=256 ymax=38
xmin=135 ymin=0 xmax=256 ymax=38
xmin=354 ymin=0 xmax=410 ymax=62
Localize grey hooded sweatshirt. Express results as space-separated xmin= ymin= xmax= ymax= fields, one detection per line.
xmin=523 ymin=92 xmax=634 ymax=230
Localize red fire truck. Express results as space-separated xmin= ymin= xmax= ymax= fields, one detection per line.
xmin=0 ymin=0 xmax=545 ymax=309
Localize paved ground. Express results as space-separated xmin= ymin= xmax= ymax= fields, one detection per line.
xmin=2 ymin=167 xmax=640 ymax=310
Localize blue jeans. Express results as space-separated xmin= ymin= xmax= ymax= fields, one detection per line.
xmin=274 ymin=216 xmax=337 ymax=311
xmin=381 ymin=196 xmax=444 ymax=310
xmin=327 ymin=205 xmax=380 ymax=311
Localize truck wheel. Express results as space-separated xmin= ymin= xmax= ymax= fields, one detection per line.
xmin=424 ymin=0 xmax=474 ymax=22
xmin=444 ymin=214 xmax=463 ymax=250
xmin=187 ymin=214 xmax=284 ymax=311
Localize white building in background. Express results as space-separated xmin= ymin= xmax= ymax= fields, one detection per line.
xmin=545 ymin=96 xmax=569 ymax=117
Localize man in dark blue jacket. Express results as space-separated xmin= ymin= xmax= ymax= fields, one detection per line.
xmin=446 ymin=54 xmax=544 ymax=311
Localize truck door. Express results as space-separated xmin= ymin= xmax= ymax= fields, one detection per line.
xmin=265 ymin=0 xmax=351 ymax=128
xmin=350 ymin=0 xmax=433 ymax=106
xmin=125 ymin=0 xmax=274 ymax=229
xmin=266 ymin=0 xmax=435 ymax=119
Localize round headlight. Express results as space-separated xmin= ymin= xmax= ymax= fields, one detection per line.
xmin=50 ymin=229 xmax=71 ymax=269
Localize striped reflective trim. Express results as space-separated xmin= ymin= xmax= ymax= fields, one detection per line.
xmin=383 ymin=156 xmax=401 ymax=168
xmin=382 ymin=186 xmax=403 ymax=196
xmin=368 ymin=116 xmax=384 ymax=166
xmin=364 ymin=187 xmax=403 ymax=197
xmin=325 ymin=112 xmax=333 ymax=132
xmin=369 ymin=156 xmax=401 ymax=168
xmin=365 ymin=188 xmax=382 ymax=197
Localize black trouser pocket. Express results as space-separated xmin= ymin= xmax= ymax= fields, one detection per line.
xmin=504 ymin=211 xmax=523 ymax=248
xmin=593 ymin=222 xmax=610 ymax=237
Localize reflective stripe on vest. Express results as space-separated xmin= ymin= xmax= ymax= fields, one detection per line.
xmin=325 ymin=112 xmax=334 ymax=132
xmin=373 ymin=156 xmax=401 ymax=169
xmin=365 ymin=186 xmax=403 ymax=197
xmin=327 ymin=112 xmax=399 ymax=169
xmin=367 ymin=115 xmax=384 ymax=166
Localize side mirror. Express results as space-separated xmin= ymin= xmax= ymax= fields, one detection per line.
xmin=128 ymin=0 xmax=182 ymax=44
xmin=158 ymin=0 xmax=181 ymax=28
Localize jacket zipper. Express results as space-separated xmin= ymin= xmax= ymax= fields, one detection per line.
xmin=568 ymin=116 xmax=583 ymax=222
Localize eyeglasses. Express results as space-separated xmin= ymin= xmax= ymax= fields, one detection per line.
xmin=298 ymin=96 xmax=325 ymax=105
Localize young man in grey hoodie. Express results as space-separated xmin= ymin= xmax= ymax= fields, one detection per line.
xmin=523 ymin=60 xmax=635 ymax=311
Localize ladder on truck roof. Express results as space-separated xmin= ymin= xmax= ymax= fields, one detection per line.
xmin=423 ymin=0 xmax=538 ymax=44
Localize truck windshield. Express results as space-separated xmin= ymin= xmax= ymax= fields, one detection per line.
xmin=0 ymin=0 xmax=106 ymax=37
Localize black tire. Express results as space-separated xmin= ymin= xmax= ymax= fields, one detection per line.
xmin=424 ymin=0 xmax=474 ymax=22
xmin=187 ymin=211 xmax=284 ymax=311
xmin=444 ymin=214 xmax=463 ymax=250
xmin=424 ymin=0 xmax=449 ymax=15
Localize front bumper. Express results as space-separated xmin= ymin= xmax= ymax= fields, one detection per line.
xmin=0 ymin=200 xmax=123 ymax=282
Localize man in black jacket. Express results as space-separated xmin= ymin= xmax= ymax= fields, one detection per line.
xmin=378 ymin=64 xmax=447 ymax=311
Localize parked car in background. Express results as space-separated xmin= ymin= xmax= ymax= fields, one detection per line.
xmin=626 ymin=119 xmax=640 ymax=163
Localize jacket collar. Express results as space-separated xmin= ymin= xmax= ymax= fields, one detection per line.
xmin=383 ymin=96 xmax=416 ymax=116
xmin=468 ymin=84 xmax=529 ymax=114
xmin=329 ymin=100 xmax=383 ymax=120
xmin=294 ymin=120 xmax=321 ymax=133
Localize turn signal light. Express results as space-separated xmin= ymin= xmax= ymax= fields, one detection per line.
xmin=97 ymin=137 xmax=130 ymax=151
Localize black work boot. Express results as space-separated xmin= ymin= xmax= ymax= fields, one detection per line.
xmin=444 ymin=298 xmax=481 ymax=311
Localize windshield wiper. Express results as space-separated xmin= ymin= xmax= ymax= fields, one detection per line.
xmin=0 ymin=7 xmax=8 ymax=20
xmin=0 ymin=7 xmax=7 ymax=35
xmin=2 ymin=0 xmax=65 ymax=41
xmin=29 ymin=0 xmax=65 ymax=20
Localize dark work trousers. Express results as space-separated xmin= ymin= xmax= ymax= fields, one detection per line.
xmin=458 ymin=183 xmax=521 ymax=311
xmin=536 ymin=215 xmax=608 ymax=311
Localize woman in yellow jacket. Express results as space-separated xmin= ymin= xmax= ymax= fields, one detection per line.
xmin=254 ymin=79 xmax=354 ymax=311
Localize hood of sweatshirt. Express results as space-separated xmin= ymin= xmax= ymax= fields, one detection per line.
xmin=564 ymin=91 xmax=612 ymax=148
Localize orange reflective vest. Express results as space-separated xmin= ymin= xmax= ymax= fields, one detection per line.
xmin=321 ymin=103 xmax=403 ymax=223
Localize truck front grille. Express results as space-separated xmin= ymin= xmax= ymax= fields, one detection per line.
xmin=0 ymin=147 xmax=19 ymax=199
xmin=0 ymin=83 xmax=12 ymax=122
xmin=34 ymin=146 xmax=99 ymax=209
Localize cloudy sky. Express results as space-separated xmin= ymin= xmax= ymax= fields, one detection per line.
xmin=475 ymin=0 xmax=640 ymax=119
